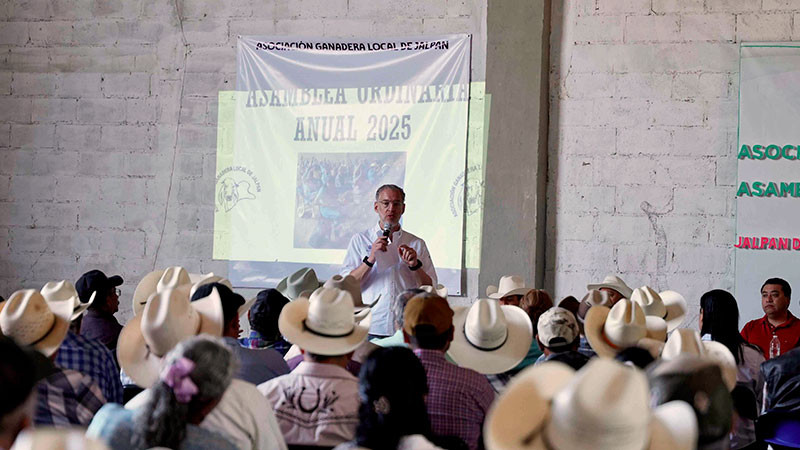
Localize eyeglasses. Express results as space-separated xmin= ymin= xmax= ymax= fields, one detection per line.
xmin=378 ymin=201 xmax=404 ymax=208
xmin=112 ymin=288 xmax=121 ymax=297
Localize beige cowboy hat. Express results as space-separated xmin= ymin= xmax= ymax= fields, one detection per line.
xmin=0 ymin=289 xmax=72 ymax=357
xmin=661 ymin=328 xmax=737 ymax=391
xmin=118 ymin=284 xmax=223 ymax=388
xmin=630 ymin=286 xmax=687 ymax=332
xmin=420 ymin=284 xmax=448 ymax=298
xmin=278 ymin=287 xmax=368 ymax=356
xmin=448 ymin=298 xmax=533 ymax=375
xmin=13 ymin=428 xmax=109 ymax=450
xmin=484 ymin=358 xmax=698 ymax=450
xmin=322 ymin=275 xmax=377 ymax=323
xmin=584 ymin=299 xmax=666 ymax=358
xmin=132 ymin=267 xmax=216 ymax=316
xmin=41 ymin=280 xmax=95 ymax=321
xmin=587 ymin=274 xmax=634 ymax=299
xmin=487 ymin=275 xmax=530 ymax=299
xmin=576 ymin=289 xmax=613 ymax=323
xmin=276 ymin=267 xmax=324 ymax=301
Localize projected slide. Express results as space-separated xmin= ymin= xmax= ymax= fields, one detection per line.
xmin=214 ymin=36 xmax=472 ymax=293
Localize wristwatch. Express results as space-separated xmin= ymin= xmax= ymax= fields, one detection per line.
xmin=409 ymin=260 xmax=423 ymax=271
xmin=362 ymin=256 xmax=374 ymax=267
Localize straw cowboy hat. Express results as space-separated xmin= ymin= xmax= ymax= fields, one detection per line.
xmin=448 ymin=298 xmax=533 ymax=374
xmin=484 ymin=358 xmax=698 ymax=450
xmin=486 ymin=275 xmax=530 ymax=299
xmin=630 ymin=286 xmax=687 ymax=332
xmin=322 ymin=275 xmax=377 ymax=323
xmin=420 ymin=284 xmax=448 ymax=298
xmin=587 ymin=275 xmax=634 ymax=299
xmin=41 ymin=280 xmax=95 ymax=321
xmin=584 ymin=299 xmax=667 ymax=358
xmin=132 ymin=267 xmax=220 ymax=316
xmin=278 ymin=287 xmax=368 ymax=356
xmin=0 ymin=289 xmax=72 ymax=357
xmin=576 ymin=289 xmax=613 ymax=323
xmin=661 ymin=328 xmax=737 ymax=391
xmin=276 ymin=267 xmax=324 ymax=301
xmin=118 ymin=284 xmax=223 ymax=388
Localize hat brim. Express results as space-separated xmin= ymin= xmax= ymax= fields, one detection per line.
xmin=583 ymin=306 xmax=617 ymax=358
xmin=354 ymin=306 xmax=371 ymax=323
xmin=586 ymin=282 xmax=633 ymax=299
xmin=239 ymin=295 xmax=257 ymax=317
xmin=108 ymin=275 xmax=124 ymax=287
xmin=701 ymin=340 xmax=738 ymax=391
xmin=487 ymin=287 xmax=530 ymax=300
xmin=645 ymin=316 xmax=668 ymax=342
xmin=276 ymin=280 xmax=324 ymax=301
xmin=132 ymin=270 xmax=165 ymax=316
xmin=448 ymin=304 xmax=534 ymax=375
xmin=659 ymin=290 xmax=687 ymax=332
xmin=31 ymin=314 xmax=70 ymax=357
xmin=70 ymin=291 xmax=95 ymax=321
xmin=648 ymin=401 xmax=698 ymax=450
xmin=278 ymin=298 xmax=368 ymax=356
xmin=117 ymin=314 xmax=163 ymax=388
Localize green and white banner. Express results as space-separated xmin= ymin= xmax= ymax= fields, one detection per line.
xmin=214 ymin=35 xmax=472 ymax=293
xmin=736 ymin=43 xmax=800 ymax=320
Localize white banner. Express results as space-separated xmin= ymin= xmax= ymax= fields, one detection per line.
xmin=215 ymin=35 xmax=471 ymax=293
xmin=736 ymin=43 xmax=800 ymax=321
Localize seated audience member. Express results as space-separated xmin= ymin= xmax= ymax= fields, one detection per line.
xmin=556 ymin=295 xmax=580 ymax=318
xmin=41 ymin=280 xmax=124 ymax=405
xmin=334 ymin=347 xmax=444 ymax=450
xmin=584 ymin=298 xmax=666 ymax=359
xmin=122 ymin=285 xmax=285 ymax=450
xmin=484 ymin=359 xmax=697 ymax=450
xmin=700 ymin=289 xmax=765 ymax=449
xmin=486 ymin=275 xmax=529 ymax=307
xmin=760 ymin=347 xmax=800 ymax=412
xmin=661 ymin=329 xmax=739 ymax=392
xmin=0 ymin=336 xmax=38 ymax=449
xmin=403 ymin=294 xmax=494 ymax=450
xmin=513 ymin=288 xmax=554 ymax=371
xmin=741 ymin=278 xmax=800 ymax=359
xmin=648 ymin=355 xmax=733 ymax=450
xmin=0 ymin=290 xmax=105 ymax=426
xmin=586 ymin=274 xmax=634 ymax=305
xmin=240 ymin=288 xmax=292 ymax=355
xmin=631 ymin=286 xmax=687 ymax=336
xmin=373 ymin=288 xmax=426 ymax=348
xmin=192 ymin=283 xmax=289 ymax=385
xmin=447 ymin=298 xmax=532 ymax=392
xmin=76 ymin=269 xmax=124 ymax=354
xmin=88 ymin=336 xmax=238 ymax=450
xmin=574 ymin=289 xmax=613 ymax=358
xmin=534 ymin=307 xmax=589 ymax=370
xmin=258 ymin=287 xmax=365 ymax=447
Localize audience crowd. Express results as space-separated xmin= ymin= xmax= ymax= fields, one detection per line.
xmin=1 ymin=263 xmax=799 ymax=450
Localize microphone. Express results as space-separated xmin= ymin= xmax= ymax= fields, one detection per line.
xmin=382 ymin=222 xmax=392 ymax=243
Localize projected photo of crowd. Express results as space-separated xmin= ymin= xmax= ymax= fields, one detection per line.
xmin=294 ymin=152 xmax=407 ymax=249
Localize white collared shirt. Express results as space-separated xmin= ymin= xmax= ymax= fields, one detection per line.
xmin=341 ymin=223 xmax=437 ymax=336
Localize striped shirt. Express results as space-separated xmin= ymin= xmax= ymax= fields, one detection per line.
xmin=35 ymin=367 xmax=106 ymax=426
xmin=56 ymin=331 xmax=123 ymax=404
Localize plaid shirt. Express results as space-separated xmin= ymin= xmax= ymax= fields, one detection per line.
xmin=239 ymin=330 xmax=292 ymax=356
xmin=56 ymin=331 xmax=123 ymax=404
xmin=35 ymin=367 xmax=106 ymax=426
xmin=414 ymin=349 xmax=495 ymax=450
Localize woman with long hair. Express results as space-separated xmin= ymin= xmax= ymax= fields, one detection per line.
xmin=699 ymin=289 xmax=765 ymax=449
xmin=87 ymin=336 xmax=238 ymax=450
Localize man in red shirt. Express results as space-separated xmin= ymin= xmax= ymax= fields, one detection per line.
xmin=741 ymin=278 xmax=800 ymax=359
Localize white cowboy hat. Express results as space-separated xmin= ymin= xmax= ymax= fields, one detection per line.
xmin=630 ymin=286 xmax=687 ymax=332
xmin=13 ymin=428 xmax=109 ymax=450
xmin=276 ymin=267 xmax=324 ymax=301
xmin=132 ymin=267 xmax=212 ymax=316
xmin=323 ymin=275 xmax=377 ymax=323
xmin=189 ymin=273 xmax=233 ymax=299
xmin=576 ymin=289 xmax=613 ymax=323
xmin=484 ymin=359 xmax=698 ymax=450
xmin=278 ymin=287 xmax=368 ymax=356
xmin=131 ymin=269 xmax=165 ymax=315
xmin=118 ymin=284 xmax=223 ymax=388
xmin=584 ymin=299 xmax=666 ymax=358
xmin=420 ymin=284 xmax=448 ymax=298
xmin=486 ymin=275 xmax=530 ymax=299
xmin=448 ymin=298 xmax=533 ymax=375
xmin=41 ymin=280 xmax=95 ymax=321
xmin=587 ymin=275 xmax=634 ymax=299
xmin=661 ymin=328 xmax=737 ymax=391
xmin=0 ymin=289 xmax=72 ymax=357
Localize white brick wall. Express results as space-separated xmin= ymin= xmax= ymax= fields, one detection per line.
xmin=0 ymin=0 xmax=487 ymax=321
xmin=547 ymin=0 xmax=800 ymax=323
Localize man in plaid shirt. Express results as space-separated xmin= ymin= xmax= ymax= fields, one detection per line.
xmin=55 ymin=331 xmax=123 ymax=404
xmin=403 ymin=294 xmax=495 ymax=450
xmin=35 ymin=364 xmax=106 ymax=426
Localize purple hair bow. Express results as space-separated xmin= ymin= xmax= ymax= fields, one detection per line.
xmin=161 ymin=357 xmax=199 ymax=403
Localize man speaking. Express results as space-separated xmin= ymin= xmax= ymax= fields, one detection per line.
xmin=342 ymin=184 xmax=437 ymax=338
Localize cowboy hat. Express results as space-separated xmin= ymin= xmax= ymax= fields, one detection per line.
xmin=484 ymin=358 xmax=698 ymax=450
xmin=132 ymin=267 xmax=212 ymax=316
xmin=661 ymin=329 xmax=737 ymax=391
xmin=118 ymin=284 xmax=223 ymax=388
xmin=276 ymin=267 xmax=324 ymax=301
xmin=448 ymin=299 xmax=533 ymax=375
xmin=630 ymin=286 xmax=687 ymax=332
xmin=13 ymin=428 xmax=108 ymax=450
xmin=190 ymin=273 xmax=233 ymax=299
xmin=587 ymin=275 xmax=634 ymax=299
xmin=0 ymin=289 xmax=72 ymax=357
xmin=486 ymin=275 xmax=530 ymax=299
xmin=576 ymin=289 xmax=613 ymax=323
xmin=420 ymin=284 xmax=448 ymax=298
xmin=322 ymin=275 xmax=376 ymax=324
xmin=584 ymin=299 xmax=665 ymax=358
xmin=41 ymin=280 xmax=95 ymax=321
xmin=279 ymin=287 xmax=368 ymax=356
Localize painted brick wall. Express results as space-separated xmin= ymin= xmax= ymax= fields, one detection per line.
xmin=546 ymin=0 xmax=800 ymax=325
xmin=0 ymin=0 xmax=486 ymax=321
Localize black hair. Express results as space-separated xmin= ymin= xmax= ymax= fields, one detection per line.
xmin=191 ymin=283 xmax=244 ymax=330
xmin=0 ymin=336 xmax=36 ymax=420
xmin=249 ymin=289 xmax=289 ymax=341
xmin=355 ymin=346 xmax=431 ymax=450
xmin=408 ymin=325 xmax=453 ymax=350
xmin=375 ymin=184 xmax=405 ymax=201
xmin=761 ymin=278 xmax=792 ymax=299
xmin=615 ymin=346 xmax=656 ymax=369
xmin=700 ymin=289 xmax=758 ymax=365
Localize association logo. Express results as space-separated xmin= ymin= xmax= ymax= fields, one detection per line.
xmin=449 ymin=165 xmax=483 ymax=217
xmin=215 ymin=166 xmax=261 ymax=212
